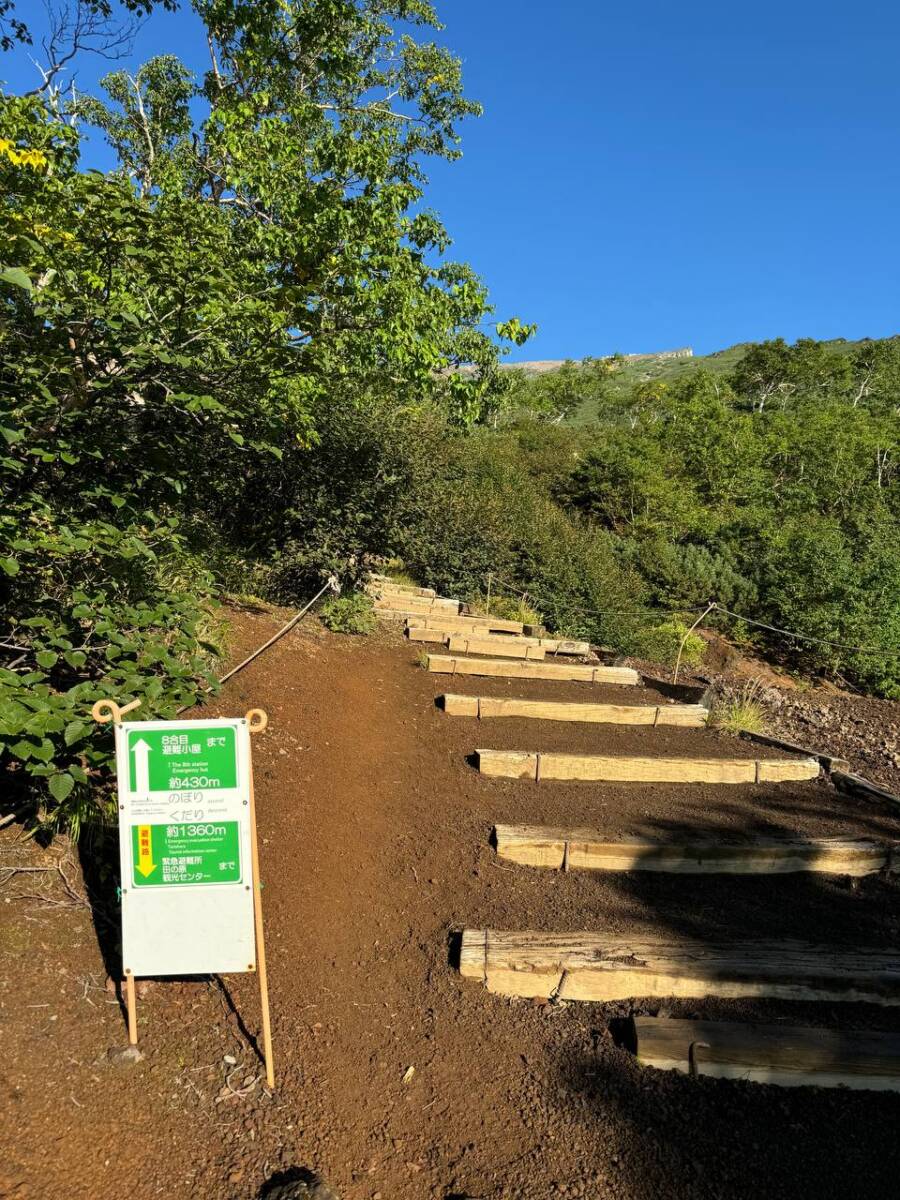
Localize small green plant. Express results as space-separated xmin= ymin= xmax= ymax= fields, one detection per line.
xmin=383 ymin=564 xmax=421 ymax=589
xmin=712 ymin=679 xmax=768 ymax=735
xmin=319 ymin=593 xmax=377 ymax=636
xmin=416 ymin=649 xmax=430 ymax=668
xmin=632 ymin=618 xmax=706 ymax=669
xmin=225 ymin=593 xmax=273 ymax=614
xmin=470 ymin=591 xmax=543 ymax=627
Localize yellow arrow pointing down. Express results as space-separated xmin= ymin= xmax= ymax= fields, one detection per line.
xmin=136 ymin=825 xmax=156 ymax=878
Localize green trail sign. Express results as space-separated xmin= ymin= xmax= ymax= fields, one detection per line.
xmin=114 ymin=718 xmax=256 ymax=977
xmin=127 ymin=726 xmax=238 ymax=793
xmin=131 ymin=821 xmax=242 ymax=886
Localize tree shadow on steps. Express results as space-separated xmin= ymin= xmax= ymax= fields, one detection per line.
xmin=597 ymin=810 xmax=900 ymax=948
xmin=554 ymin=1033 xmax=900 ymax=1200
xmin=534 ymin=807 xmax=900 ymax=1197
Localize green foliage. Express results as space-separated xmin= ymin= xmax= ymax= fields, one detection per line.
xmin=319 ymin=593 xmax=376 ymax=636
xmin=470 ymin=592 xmax=543 ymax=627
xmin=0 ymin=2 xmax=531 ymax=835
xmin=712 ymin=680 xmax=768 ymax=736
xmin=509 ymin=337 xmax=900 ymax=694
xmin=396 ymin=429 xmax=646 ymax=649
xmin=631 ymin=619 xmax=706 ymax=669
xmin=2 ymin=0 xmax=899 ymax=856
xmin=379 ymin=564 xmax=421 ymax=590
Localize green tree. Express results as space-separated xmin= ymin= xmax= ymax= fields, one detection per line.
xmin=0 ymin=1 xmax=532 ymax=831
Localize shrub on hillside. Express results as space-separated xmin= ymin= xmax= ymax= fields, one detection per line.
xmin=397 ymin=431 xmax=647 ymax=649
xmin=631 ymin=618 xmax=707 ymax=669
xmin=319 ymin=594 xmax=377 ymax=636
xmin=712 ymin=680 xmax=768 ymax=735
xmin=761 ymin=512 xmax=900 ymax=697
xmin=468 ymin=591 xmax=543 ymax=627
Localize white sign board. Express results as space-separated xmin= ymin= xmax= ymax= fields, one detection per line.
xmin=114 ymin=717 xmax=256 ymax=977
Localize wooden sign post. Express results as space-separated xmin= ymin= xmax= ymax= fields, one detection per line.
xmin=92 ymin=699 xmax=275 ymax=1087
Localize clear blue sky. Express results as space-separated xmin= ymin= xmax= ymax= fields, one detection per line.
xmin=4 ymin=1 xmax=900 ymax=360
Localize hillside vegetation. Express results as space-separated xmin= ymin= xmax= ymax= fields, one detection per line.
xmin=498 ymin=336 xmax=900 ymax=689
xmin=504 ymin=337 xmax=890 ymax=424
xmin=0 ymin=1 xmax=898 ymax=837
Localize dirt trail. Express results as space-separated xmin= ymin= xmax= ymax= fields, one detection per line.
xmin=4 ymin=611 xmax=900 ymax=1200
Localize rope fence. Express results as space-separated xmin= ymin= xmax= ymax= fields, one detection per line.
xmin=480 ymin=573 xmax=899 ymax=661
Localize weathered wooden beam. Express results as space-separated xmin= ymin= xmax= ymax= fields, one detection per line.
xmin=407 ymin=627 xmax=589 ymax=654
xmin=408 ymin=614 xmax=526 ymax=635
xmin=406 ymin=627 xmax=449 ymax=644
xmin=374 ymin=595 xmax=460 ymax=614
xmin=739 ymin=729 xmax=850 ymax=775
xmin=426 ymin=654 xmax=639 ymax=686
xmin=493 ymin=824 xmax=895 ymax=875
xmin=441 ymin=694 xmax=480 ymax=716
xmin=832 ymin=771 xmax=900 ymax=811
xmin=440 ymin=695 xmax=708 ymax=726
xmin=475 ymin=749 xmax=820 ymax=784
xmin=632 ymin=1017 xmax=900 ymax=1092
xmin=458 ymin=930 xmax=900 ymax=1005
xmin=543 ymin=639 xmax=590 ymax=655
xmin=446 ymin=635 xmax=546 ymax=661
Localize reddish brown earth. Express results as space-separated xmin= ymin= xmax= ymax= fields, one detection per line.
xmin=3 ymin=609 xmax=900 ymax=1200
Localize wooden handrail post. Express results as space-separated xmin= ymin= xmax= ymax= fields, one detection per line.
xmin=246 ymin=709 xmax=275 ymax=1089
xmin=92 ymin=696 xmax=142 ymax=1046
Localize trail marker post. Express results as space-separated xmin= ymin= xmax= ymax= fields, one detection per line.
xmin=92 ymin=699 xmax=274 ymax=1087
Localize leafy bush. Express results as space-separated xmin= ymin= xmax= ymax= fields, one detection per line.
xmin=631 ymin=618 xmax=707 ymax=669
xmin=508 ymin=346 xmax=900 ymax=694
xmin=616 ymin=538 xmax=757 ymax=612
xmin=397 ymin=430 xmax=646 ymax=649
xmin=0 ymin=538 xmax=220 ymax=836
xmin=468 ymin=591 xmax=543 ymax=627
xmin=0 ymin=5 xmax=521 ymax=836
xmin=319 ymin=594 xmax=376 ymax=636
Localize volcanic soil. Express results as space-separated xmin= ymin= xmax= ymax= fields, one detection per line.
xmin=3 ymin=608 xmax=900 ymax=1200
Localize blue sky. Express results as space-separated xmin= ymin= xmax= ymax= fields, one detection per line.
xmin=4 ymin=1 xmax=900 ymax=360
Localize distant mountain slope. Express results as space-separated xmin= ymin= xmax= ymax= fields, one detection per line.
xmin=505 ymin=336 xmax=894 ymax=425
xmin=507 ymin=347 xmax=694 ymax=376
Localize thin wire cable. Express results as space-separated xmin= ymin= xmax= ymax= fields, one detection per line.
xmin=711 ymin=604 xmax=899 ymax=657
xmin=485 ymin=574 xmax=899 ymax=658
xmin=176 ymin=576 xmax=339 ymax=713
xmin=488 ymin=573 xmax=707 ymax=618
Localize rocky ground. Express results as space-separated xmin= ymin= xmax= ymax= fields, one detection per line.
xmin=757 ymin=687 xmax=900 ymax=792
xmin=625 ymin=623 xmax=900 ymax=796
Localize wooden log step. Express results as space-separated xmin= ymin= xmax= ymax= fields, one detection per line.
xmin=446 ymin=635 xmax=546 ymax=661
xmin=542 ymin=639 xmax=590 ymax=656
xmin=408 ymin=614 xmax=525 ymax=635
xmin=475 ymin=749 xmax=820 ymax=784
xmin=365 ymin=579 xmax=437 ymax=599
xmin=493 ymin=824 xmax=896 ymax=875
xmin=441 ymin=695 xmax=707 ymax=726
xmin=458 ymin=930 xmax=900 ymax=1005
xmin=632 ymin=1017 xmax=900 ymax=1092
xmin=739 ymin=729 xmax=850 ymax=775
xmin=426 ymin=654 xmax=638 ymax=686
xmin=833 ymin=770 xmax=900 ymax=811
xmin=375 ymin=595 xmax=460 ymax=614
xmin=408 ymin=628 xmax=589 ymax=654
xmin=407 ymin=626 xmax=450 ymax=644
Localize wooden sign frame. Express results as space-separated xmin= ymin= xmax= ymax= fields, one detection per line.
xmin=92 ymin=698 xmax=275 ymax=1088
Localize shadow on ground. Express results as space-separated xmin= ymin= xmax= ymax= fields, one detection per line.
xmin=542 ymin=800 xmax=900 ymax=1198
